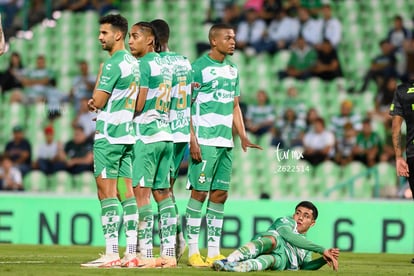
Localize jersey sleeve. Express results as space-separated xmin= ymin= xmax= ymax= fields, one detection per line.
xmin=389 ymin=85 xmax=404 ymax=117
xmin=96 ymin=60 xmax=121 ymax=94
xmin=300 ymin=257 xmax=327 ymax=270
xmin=233 ymin=65 xmax=240 ymax=97
xmin=191 ymin=63 xmax=202 ymax=100
xmin=277 ymin=226 xmax=326 ymax=254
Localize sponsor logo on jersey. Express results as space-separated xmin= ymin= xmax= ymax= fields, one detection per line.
xmin=213 ymin=89 xmax=235 ymax=101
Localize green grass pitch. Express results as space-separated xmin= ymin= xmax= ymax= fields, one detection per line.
xmin=0 ymin=244 xmax=412 ymax=275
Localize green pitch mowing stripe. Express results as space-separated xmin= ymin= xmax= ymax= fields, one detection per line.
xmin=0 ymin=245 xmax=412 ymax=275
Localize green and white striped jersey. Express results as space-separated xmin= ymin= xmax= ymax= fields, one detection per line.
xmin=160 ymin=52 xmax=192 ymax=143
xmin=266 ymin=216 xmax=323 ymax=270
xmin=95 ymin=49 xmax=139 ymax=144
xmin=133 ymin=52 xmax=173 ymax=144
xmin=191 ymin=54 xmax=240 ymax=147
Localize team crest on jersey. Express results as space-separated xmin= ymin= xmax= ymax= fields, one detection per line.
xmin=198 ymin=172 xmax=206 ymax=184
xmin=193 ymin=82 xmax=201 ymax=90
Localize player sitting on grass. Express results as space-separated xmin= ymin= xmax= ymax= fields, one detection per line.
xmin=213 ymin=201 xmax=339 ymax=272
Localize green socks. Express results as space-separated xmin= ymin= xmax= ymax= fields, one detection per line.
xmin=158 ymin=197 xmax=177 ymax=257
xmin=138 ymin=204 xmax=153 ymax=258
xmin=121 ymin=197 xmax=138 ymax=254
xmin=100 ymin=197 xmax=121 ymax=254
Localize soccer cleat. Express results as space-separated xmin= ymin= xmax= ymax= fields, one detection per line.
xmin=205 ymin=254 xmax=227 ymax=267
xmin=232 ymin=261 xmax=253 ymax=272
xmin=188 ymin=253 xmax=209 ymax=267
xmin=80 ymin=253 xmax=121 ymax=268
xmin=176 ymin=231 xmax=187 ymax=262
xmin=121 ymin=253 xmax=139 ymax=268
xmin=136 ymin=256 xmax=158 ymax=268
xmin=212 ymin=259 xmax=228 ymax=271
xmin=158 ymin=256 xmax=177 ymax=268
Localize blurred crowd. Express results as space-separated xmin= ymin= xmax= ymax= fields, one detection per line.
xmin=0 ymin=0 xmax=413 ymax=195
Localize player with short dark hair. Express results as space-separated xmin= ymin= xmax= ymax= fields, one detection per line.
xmin=389 ymin=79 xmax=414 ymax=264
xmin=185 ymin=23 xmax=261 ymax=267
xmin=213 ymin=201 xmax=339 ymax=272
xmin=150 ymin=18 xmax=192 ymax=262
xmin=129 ymin=21 xmax=177 ymax=268
xmin=81 ymin=14 xmax=140 ymax=268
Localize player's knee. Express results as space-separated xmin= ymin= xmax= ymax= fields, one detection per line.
xmin=191 ymin=190 xmax=208 ymax=202
xmin=209 ymin=190 xmax=228 ymax=203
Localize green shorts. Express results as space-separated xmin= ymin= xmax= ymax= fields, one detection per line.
xmin=254 ymin=234 xmax=288 ymax=271
xmin=170 ymin=142 xmax=188 ymax=180
xmin=187 ymin=145 xmax=232 ymax=191
xmin=93 ymin=139 xmax=133 ymax=179
xmin=132 ymin=140 xmax=173 ymax=189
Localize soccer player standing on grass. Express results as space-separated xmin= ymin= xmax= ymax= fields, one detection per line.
xmin=389 ymin=79 xmax=414 ymax=264
xmin=81 ymin=14 xmax=139 ymax=268
xmin=129 ymin=21 xmax=177 ymax=268
xmin=150 ymin=18 xmax=192 ymax=262
xmin=213 ymin=201 xmax=339 ymax=272
xmin=186 ymin=23 xmax=262 ymax=268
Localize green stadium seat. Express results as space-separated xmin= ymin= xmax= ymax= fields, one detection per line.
xmin=373 ymin=162 xmax=398 ymax=198
xmin=73 ymin=171 xmax=96 ymax=193
xmin=48 ymin=171 xmax=74 ymax=193
xmin=23 ymin=170 xmax=48 ymax=192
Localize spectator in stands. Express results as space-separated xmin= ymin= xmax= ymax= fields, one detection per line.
xmin=245 ymin=90 xmax=275 ymax=139
xmin=258 ymin=0 xmax=283 ymax=25
xmin=0 ymin=52 xmax=24 ymax=101
xmin=252 ymin=8 xmax=299 ymax=54
xmin=205 ymin=0 xmax=239 ymax=24
xmin=72 ymin=97 xmax=96 ymax=140
xmin=45 ymin=79 xmax=65 ymax=121
xmin=379 ymin=118 xmax=395 ymax=163
xmin=236 ymin=6 xmax=267 ymax=55
xmin=334 ymin=122 xmax=356 ymax=166
xmin=27 ymin=0 xmax=46 ymax=29
xmin=296 ymin=7 xmax=322 ymax=47
xmin=32 ymin=125 xmax=66 ymax=175
xmin=304 ymin=107 xmax=320 ymax=131
xmin=303 ymin=117 xmax=335 ymax=166
xmin=280 ymin=86 xmax=307 ymax=120
xmin=278 ymin=36 xmax=317 ymax=80
xmin=330 ymin=99 xmax=362 ymax=140
xmin=387 ymin=15 xmax=412 ymax=53
xmin=0 ymin=1 xmax=23 ymax=39
xmin=352 ymin=118 xmax=382 ymax=167
xmin=300 ymin=0 xmax=323 ymax=18
xmin=4 ymin=125 xmax=32 ymax=176
xmin=272 ymin=108 xmax=305 ymax=148
xmin=374 ymin=77 xmax=397 ymax=122
xmin=62 ymin=125 xmax=93 ymax=175
xmin=54 ymin=0 xmax=91 ymax=12
xmin=20 ymin=55 xmax=54 ymax=103
xmin=315 ymin=3 xmax=341 ymax=50
xmin=312 ymin=39 xmax=342 ymax=81
xmin=358 ymin=39 xmax=397 ymax=93
xmin=0 ymin=154 xmax=23 ymax=191
xmin=91 ymin=0 xmax=119 ymax=15
xmin=69 ymin=60 xmax=96 ymax=112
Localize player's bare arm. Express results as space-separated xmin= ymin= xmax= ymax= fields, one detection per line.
xmin=189 ymin=116 xmax=202 ymax=162
xmin=135 ymin=87 xmax=148 ymax=113
xmin=233 ymin=96 xmax=262 ymax=152
xmin=392 ymin=115 xmax=409 ymax=177
xmin=0 ymin=14 xmax=5 ymax=56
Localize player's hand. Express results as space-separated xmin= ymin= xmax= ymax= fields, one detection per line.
xmin=87 ymin=98 xmax=98 ymax=112
xmin=323 ymin=249 xmax=339 ymax=271
xmin=396 ymin=157 xmax=409 ymax=177
xmin=190 ymin=136 xmax=202 ymax=162
xmin=240 ymin=136 xmax=263 ymax=152
xmin=328 ymin=248 xmax=340 ymax=259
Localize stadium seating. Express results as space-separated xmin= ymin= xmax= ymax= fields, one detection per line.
xmin=0 ymin=0 xmax=404 ymax=198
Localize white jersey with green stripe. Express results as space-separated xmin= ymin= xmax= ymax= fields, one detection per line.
xmin=191 ymin=54 xmax=240 ymax=147
xmin=133 ymin=52 xmax=173 ymax=144
xmin=267 ymin=216 xmax=313 ymax=270
xmin=160 ymin=52 xmax=192 ymax=143
xmin=95 ymin=49 xmax=139 ymax=144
